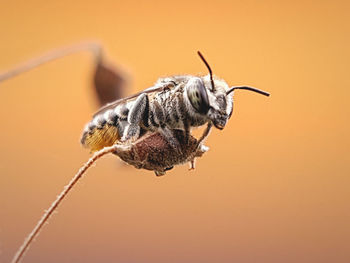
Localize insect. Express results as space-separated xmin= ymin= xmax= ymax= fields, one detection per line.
xmin=81 ymin=51 xmax=270 ymax=175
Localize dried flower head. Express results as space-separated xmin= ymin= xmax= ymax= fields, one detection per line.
xmin=114 ymin=130 xmax=209 ymax=176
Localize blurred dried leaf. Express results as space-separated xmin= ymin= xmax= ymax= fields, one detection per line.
xmin=93 ymin=61 xmax=127 ymax=106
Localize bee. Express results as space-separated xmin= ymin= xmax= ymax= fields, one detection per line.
xmin=81 ymin=52 xmax=270 ymax=174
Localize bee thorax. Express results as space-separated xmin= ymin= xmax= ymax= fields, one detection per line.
xmin=81 ymin=77 xmax=211 ymax=151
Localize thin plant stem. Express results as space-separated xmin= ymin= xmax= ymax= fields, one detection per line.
xmin=11 ymin=144 xmax=124 ymax=263
xmin=0 ymin=41 xmax=102 ymax=83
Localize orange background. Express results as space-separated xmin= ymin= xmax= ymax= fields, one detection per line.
xmin=0 ymin=0 xmax=349 ymax=262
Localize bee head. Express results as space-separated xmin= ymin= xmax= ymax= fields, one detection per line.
xmin=187 ymin=51 xmax=270 ymax=130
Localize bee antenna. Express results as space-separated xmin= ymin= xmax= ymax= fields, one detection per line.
xmin=226 ymin=86 xmax=270 ymax=96
xmin=197 ymin=51 xmax=215 ymax=92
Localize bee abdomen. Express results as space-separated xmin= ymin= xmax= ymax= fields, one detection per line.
xmin=81 ymin=109 xmax=124 ymax=152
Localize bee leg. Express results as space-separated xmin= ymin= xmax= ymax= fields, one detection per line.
xmin=184 ymin=122 xmax=190 ymax=145
xmin=122 ymin=93 xmax=149 ymax=142
xmin=160 ymin=127 xmax=183 ymax=155
xmin=188 ymin=144 xmax=209 ymax=171
xmin=122 ymin=124 xmax=140 ymax=143
xmin=196 ymin=122 xmax=212 ymax=147
xmin=189 ymin=159 xmax=196 ymax=170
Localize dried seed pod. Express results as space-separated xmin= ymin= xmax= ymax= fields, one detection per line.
xmin=113 ymin=130 xmax=209 ymax=176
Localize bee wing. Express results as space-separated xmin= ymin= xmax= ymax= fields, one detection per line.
xmin=93 ymin=85 xmax=169 ymax=117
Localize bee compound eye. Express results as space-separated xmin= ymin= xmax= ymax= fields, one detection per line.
xmin=186 ymin=78 xmax=210 ymax=114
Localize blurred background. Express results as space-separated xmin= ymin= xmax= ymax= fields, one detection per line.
xmin=0 ymin=0 xmax=349 ymax=262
